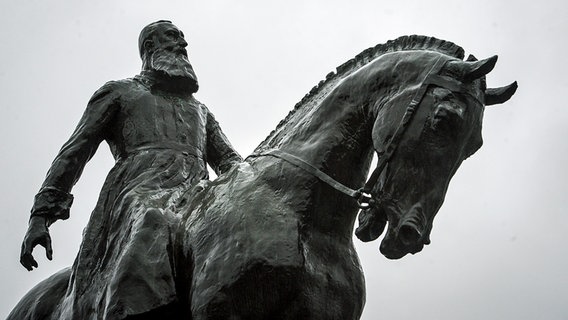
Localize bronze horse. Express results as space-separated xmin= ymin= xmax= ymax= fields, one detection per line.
xmin=9 ymin=36 xmax=516 ymax=319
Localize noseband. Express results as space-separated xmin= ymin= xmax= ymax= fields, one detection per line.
xmin=249 ymin=56 xmax=481 ymax=210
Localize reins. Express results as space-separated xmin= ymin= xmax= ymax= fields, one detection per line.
xmin=248 ymin=56 xmax=467 ymax=210
xmin=248 ymin=149 xmax=362 ymax=199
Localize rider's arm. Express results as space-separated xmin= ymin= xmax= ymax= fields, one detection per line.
xmin=204 ymin=109 xmax=242 ymax=176
xmin=30 ymin=81 xmax=120 ymax=226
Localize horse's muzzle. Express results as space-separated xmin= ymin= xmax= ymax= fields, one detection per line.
xmin=379 ymin=205 xmax=428 ymax=259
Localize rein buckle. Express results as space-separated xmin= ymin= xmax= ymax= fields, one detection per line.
xmin=357 ymin=190 xmax=374 ymax=210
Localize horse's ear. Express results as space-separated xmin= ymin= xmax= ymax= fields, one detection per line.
xmin=466 ymin=54 xmax=478 ymax=61
xmin=447 ymin=55 xmax=498 ymax=81
xmin=462 ymin=55 xmax=498 ymax=81
xmin=485 ymin=81 xmax=518 ymax=106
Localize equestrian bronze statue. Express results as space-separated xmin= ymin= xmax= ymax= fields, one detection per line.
xmin=10 ymin=21 xmax=517 ymax=320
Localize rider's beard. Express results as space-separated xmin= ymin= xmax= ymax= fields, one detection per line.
xmin=150 ymin=48 xmax=199 ymax=93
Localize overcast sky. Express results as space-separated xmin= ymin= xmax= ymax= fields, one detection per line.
xmin=1 ymin=1 xmax=567 ymax=319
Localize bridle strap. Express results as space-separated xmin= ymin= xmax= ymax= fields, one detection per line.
xmin=361 ymin=56 xmax=447 ymax=194
xmin=248 ymin=149 xmax=362 ymax=199
xmin=424 ymin=74 xmax=484 ymax=105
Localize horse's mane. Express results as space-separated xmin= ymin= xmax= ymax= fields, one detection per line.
xmin=255 ymin=35 xmax=465 ymax=152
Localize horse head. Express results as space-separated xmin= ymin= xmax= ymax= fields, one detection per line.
xmin=356 ymin=53 xmax=517 ymax=259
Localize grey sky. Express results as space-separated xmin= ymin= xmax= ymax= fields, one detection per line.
xmin=1 ymin=1 xmax=567 ymax=319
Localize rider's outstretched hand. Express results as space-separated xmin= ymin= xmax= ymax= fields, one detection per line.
xmin=20 ymin=216 xmax=53 ymax=271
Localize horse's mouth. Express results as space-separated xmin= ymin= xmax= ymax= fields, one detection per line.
xmin=380 ymin=236 xmax=425 ymax=260
xmin=356 ymin=202 xmax=430 ymax=259
xmin=378 ymin=205 xmax=429 ymax=260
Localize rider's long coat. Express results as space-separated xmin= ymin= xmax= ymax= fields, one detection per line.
xmin=30 ymin=73 xmax=241 ymax=319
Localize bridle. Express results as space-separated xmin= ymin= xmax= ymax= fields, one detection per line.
xmin=248 ymin=56 xmax=482 ymax=210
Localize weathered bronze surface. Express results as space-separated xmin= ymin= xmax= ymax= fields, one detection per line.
xmin=9 ymin=21 xmax=517 ymax=319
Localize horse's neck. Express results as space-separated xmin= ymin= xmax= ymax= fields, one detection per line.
xmin=280 ymin=80 xmax=373 ymax=154
xmin=256 ymin=83 xmax=377 ymax=238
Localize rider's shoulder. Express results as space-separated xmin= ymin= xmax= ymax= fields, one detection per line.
xmin=99 ymin=78 xmax=138 ymax=92
xmin=86 ymin=79 xmax=135 ymax=106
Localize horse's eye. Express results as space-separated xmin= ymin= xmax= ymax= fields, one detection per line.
xmin=429 ymin=103 xmax=465 ymax=133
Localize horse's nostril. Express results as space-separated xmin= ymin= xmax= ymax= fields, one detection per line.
xmin=399 ymin=224 xmax=421 ymax=246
